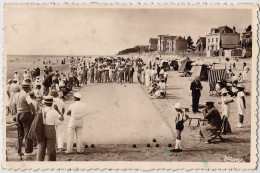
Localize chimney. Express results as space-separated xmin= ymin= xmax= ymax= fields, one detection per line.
xmin=233 ymin=26 xmax=236 ymax=33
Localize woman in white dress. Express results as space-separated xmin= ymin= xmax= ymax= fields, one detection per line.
xmin=145 ymin=67 xmax=150 ymax=87
xmin=236 ymin=85 xmax=246 ymax=128
xmin=220 ymin=89 xmax=234 ymax=134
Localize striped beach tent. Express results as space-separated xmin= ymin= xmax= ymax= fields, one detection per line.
xmin=208 ymin=69 xmax=227 ymax=91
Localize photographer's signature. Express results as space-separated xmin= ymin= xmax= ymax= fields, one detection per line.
xmin=224 ymin=155 xmax=244 ymax=162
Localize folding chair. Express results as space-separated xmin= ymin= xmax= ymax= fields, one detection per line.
xmin=209 ymin=118 xmax=225 ymax=143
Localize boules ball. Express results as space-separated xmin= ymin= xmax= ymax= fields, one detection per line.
xmin=152 ymin=138 xmax=156 ymax=143
xmin=84 ymin=145 xmax=88 ymax=148
xmin=168 ymin=144 xmax=172 ymax=147
xmin=90 ymin=144 xmax=95 ymax=148
xmin=147 ymin=144 xmax=151 ymax=148
xmin=155 ymin=144 xmax=160 ymax=147
xmin=132 ymin=144 xmax=137 ymax=148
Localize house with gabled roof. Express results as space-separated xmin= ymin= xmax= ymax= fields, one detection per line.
xmin=195 ymin=37 xmax=206 ymax=52
xmin=206 ymin=25 xmax=240 ymax=57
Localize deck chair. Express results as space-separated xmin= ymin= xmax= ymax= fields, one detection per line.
xmin=208 ymin=118 xmax=225 ymax=143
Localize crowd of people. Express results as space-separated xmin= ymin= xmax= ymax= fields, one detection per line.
xmin=6 ymin=55 xmax=249 ymax=158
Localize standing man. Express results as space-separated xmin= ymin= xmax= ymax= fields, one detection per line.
xmin=156 ymin=64 xmax=160 ymax=78
xmin=128 ymin=65 xmax=135 ymax=83
xmin=68 ymin=70 xmax=74 ymax=91
xmin=14 ymin=81 xmax=36 ymax=156
xmin=42 ymin=72 xmax=54 ymax=96
xmin=190 ymin=76 xmax=203 ymax=114
xmin=37 ymin=96 xmax=64 ymax=161
xmin=66 ymin=93 xmax=86 ymax=154
xmin=14 ymin=71 xmax=20 ymax=84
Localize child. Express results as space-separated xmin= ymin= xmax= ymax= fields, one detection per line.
xmin=171 ymin=103 xmax=189 ymax=152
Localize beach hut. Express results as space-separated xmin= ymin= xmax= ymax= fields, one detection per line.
xmin=178 ymin=57 xmax=193 ymax=73
xmin=208 ymin=69 xmax=227 ymax=91
xmin=190 ymin=65 xmax=209 ymax=81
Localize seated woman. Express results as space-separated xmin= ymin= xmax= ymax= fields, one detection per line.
xmin=148 ymin=79 xmax=159 ymax=95
xmin=151 ymin=79 xmax=166 ymax=99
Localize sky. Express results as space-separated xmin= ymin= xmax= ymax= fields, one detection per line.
xmin=4 ymin=7 xmax=252 ymax=55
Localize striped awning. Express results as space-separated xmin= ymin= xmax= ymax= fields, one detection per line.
xmin=208 ymin=69 xmax=227 ymax=91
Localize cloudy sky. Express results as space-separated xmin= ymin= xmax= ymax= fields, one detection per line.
xmin=4 ymin=7 xmax=252 ymax=55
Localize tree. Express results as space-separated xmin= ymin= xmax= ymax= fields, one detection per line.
xmin=246 ymin=25 xmax=251 ymax=32
xmin=187 ymin=36 xmax=193 ymax=49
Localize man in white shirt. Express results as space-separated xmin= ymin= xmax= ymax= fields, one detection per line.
xmin=14 ymin=81 xmax=36 ymax=156
xmin=14 ymin=71 xmax=20 ymax=84
xmin=37 ymin=96 xmax=64 ymax=161
xmin=50 ymin=90 xmax=65 ymax=152
xmin=23 ymin=70 xmax=30 ymax=81
xmin=66 ymin=92 xmax=86 ymax=153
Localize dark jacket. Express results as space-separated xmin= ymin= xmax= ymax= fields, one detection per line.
xmin=42 ymin=75 xmax=52 ymax=88
xmin=190 ymin=80 xmax=203 ymax=97
xmin=204 ymin=107 xmax=222 ymax=128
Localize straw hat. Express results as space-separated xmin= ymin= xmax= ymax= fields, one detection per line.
xmin=74 ymin=92 xmax=82 ymax=99
xmin=43 ymin=96 xmax=53 ymax=104
xmin=21 ymin=81 xmax=30 ymax=88
xmin=174 ymin=103 xmax=183 ymax=109
xmin=221 ymin=88 xmax=229 ymax=95
xmin=236 ymin=84 xmax=245 ymax=88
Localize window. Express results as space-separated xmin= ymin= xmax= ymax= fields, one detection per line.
xmin=212 ymin=38 xmax=214 ymax=42
xmin=208 ymin=39 xmax=210 ymax=43
xmin=208 ymin=46 xmax=209 ymax=50
xmin=216 ymin=38 xmax=218 ymax=42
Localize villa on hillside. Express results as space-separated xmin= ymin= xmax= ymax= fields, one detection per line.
xmin=241 ymin=25 xmax=252 ymax=57
xmin=149 ymin=38 xmax=158 ymax=51
xmin=154 ymin=35 xmax=187 ymax=53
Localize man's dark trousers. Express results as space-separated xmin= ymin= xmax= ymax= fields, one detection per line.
xmin=192 ymin=95 xmax=200 ymax=112
xmin=17 ymin=112 xmax=34 ymax=154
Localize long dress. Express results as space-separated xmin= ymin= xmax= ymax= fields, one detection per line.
xmin=237 ymin=91 xmax=246 ymax=115
xmin=145 ymin=69 xmax=150 ymax=87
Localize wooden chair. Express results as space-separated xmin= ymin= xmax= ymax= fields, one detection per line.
xmin=208 ymin=118 xmax=225 ymax=143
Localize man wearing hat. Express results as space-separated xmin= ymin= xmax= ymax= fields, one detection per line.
xmin=6 ymin=79 xmax=12 ymax=114
xmin=199 ymin=102 xmax=222 ymax=143
xmin=66 ymin=92 xmax=86 ymax=153
xmin=190 ymin=76 xmax=203 ymax=113
xmin=14 ymin=81 xmax=36 ymax=156
xmin=37 ymin=96 xmax=64 ymax=161
xmin=14 ymin=71 xmax=20 ymax=84
xmin=42 ymin=72 xmax=54 ymax=96
xmin=236 ymin=85 xmax=246 ymax=128
xmin=23 ymin=70 xmax=30 ymax=81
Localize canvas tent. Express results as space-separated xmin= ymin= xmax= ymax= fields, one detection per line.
xmin=178 ymin=57 xmax=193 ymax=73
xmin=190 ymin=65 xmax=209 ymax=81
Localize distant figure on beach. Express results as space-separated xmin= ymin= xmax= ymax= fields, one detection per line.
xmin=190 ymin=76 xmax=203 ymax=114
